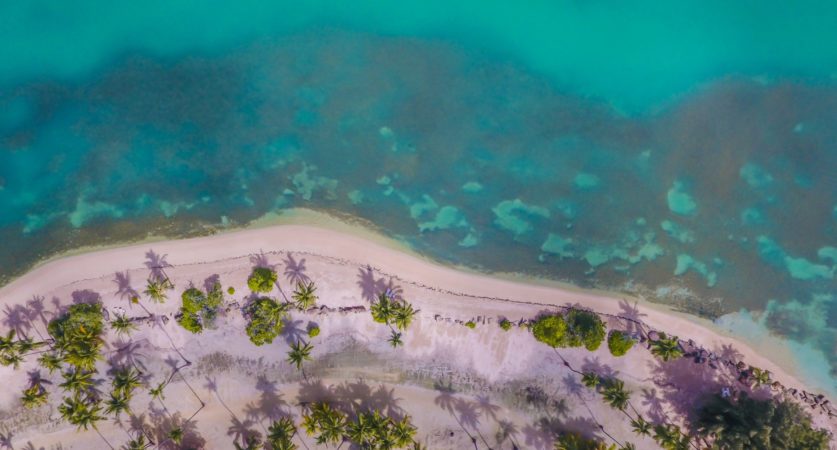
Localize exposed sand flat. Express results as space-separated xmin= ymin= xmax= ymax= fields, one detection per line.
xmin=0 ymin=215 xmax=834 ymax=449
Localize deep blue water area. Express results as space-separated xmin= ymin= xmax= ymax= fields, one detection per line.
xmin=0 ymin=1 xmax=835 ymax=392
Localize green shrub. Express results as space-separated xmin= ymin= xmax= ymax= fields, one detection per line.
xmin=227 ymin=286 xmax=235 ymax=295
xmin=566 ymin=309 xmax=606 ymax=351
xmin=47 ymin=302 xmax=105 ymax=370
xmin=607 ymin=330 xmax=634 ymax=357
xmin=177 ymin=313 xmax=202 ymax=334
xmin=245 ymin=297 xmax=288 ymax=346
xmin=176 ymin=284 xmax=224 ymax=334
xmin=247 ymin=267 xmax=278 ymax=293
xmin=308 ymin=325 xmax=320 ymax=338
xmin=465 ymin=321 xmax=476 ymax=329
xmin=531 ymin=314 xmax=569 ymax=348
xmin=499 ymin=319 xmax=512 ymax=331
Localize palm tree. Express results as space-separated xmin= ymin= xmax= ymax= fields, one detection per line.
xmin=751 ymin=367 xmax=771 ymax=387
xmin=650 ymin=333 xmax=683 ymax=362
xmin=143 ymin=278 xmax=173 ymax=304
xmin=292 ymin=281 xmax=318 ymax=310
xmin=287 ymin=340 xmax=313 ymax=371
xmin=112 ymin=367 xmax=143 ymax=397
xmin=653 ymin=424 xmax=683 ymax=449
xmin=105 ymin=391 xmax=132 ymax=418
xmin=581 ymin=372 xmax=600 ymax=389
xmin=347 ymin=412 xmax=375 ymax=446
xmin=1 ymin=352 xmax=23 ymax=369
xmin=391 ymin=416 xmax=417 ymax=447
xmin=601 ymin=378 xmax=630 ymax=411
xmin=267 ymin=417 xmax=298 ymax=450
xmin=234 ymin=436 xmax=262 ymax=450
xmin=630 ymin=416 xmax=652 ymax=436
xmin=123 ymin=434 xmax=149 ymax=450
xmin=111 ymin=315 xmax=138 ymax=336
xmin=168 ymin=427 xmax=184 ymax=445
xmin=20 ymin=382 xmax=48 ymax=409
xmin=388 ymin=331 xmax=403 ymax=348
xmin=392 ymin=301 xmax=416 ymax=331
xmin=38 ymin=351 xmax=63 ymax=373
xmin=371 ymin=293 xmax=393 ymax=325
xmin=304 ymin=402 xmax=347 ymax=446
xmin=149 ymin=382 xmax=166 ymax=401
xmin=0 ymin=329 xmax=16 ymax=354
xmin=59 ymin=396 xmax=104 ymax=431
xmin=60 ymin=369 xmax=94 ymax=394
xmin=15 ymin=336 xmax=43 ymax=354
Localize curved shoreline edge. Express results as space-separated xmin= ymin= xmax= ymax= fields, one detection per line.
xmin=0 ymin=209 xmax=832 ymax=404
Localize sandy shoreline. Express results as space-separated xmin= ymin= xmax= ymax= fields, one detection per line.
xmin=0 ymin=211 xmax=827 ymax=399
xmin=0 ymin=215 xmax=834 ymax=448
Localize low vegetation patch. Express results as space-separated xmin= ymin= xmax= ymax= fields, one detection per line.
xmin=245 ymin=297 xmax=288 ymax=346
xmin=176 ymin=282 xmax=224 ymax=334
xmin=531 ymin=309 xmax=606 ymax=351
xmin=607 ymin=330 xmax=634 ymax=357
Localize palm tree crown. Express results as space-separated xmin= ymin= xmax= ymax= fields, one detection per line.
xmin=287 ymin=340 xmax=313 ymax=371
xmin=292 ymin=281 xmax=318 ymax=310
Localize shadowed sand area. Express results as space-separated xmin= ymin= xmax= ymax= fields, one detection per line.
xmin=0 ymin=211 xmax=833 ymax=448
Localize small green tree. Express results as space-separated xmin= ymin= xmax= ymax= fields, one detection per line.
xmin=245 ymin=297 xmax=288 ymax=346
xmin=499 ymin=319 xmax=513 ymax=331
xmin=308 ymin=325 xmax=320 ymax=338
xmin=607 ymin=330 xmax=634 ymax=357
xmin=248 ymin=267 xmax=278 ymax=293
xmin=227 ymin=286 xmax=236 ymax=295
xmin=464 ymin=321 xmax=476 ymax=329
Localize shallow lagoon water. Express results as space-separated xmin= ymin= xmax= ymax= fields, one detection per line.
xmin=1 ymin=1 xmax=836 ymax=393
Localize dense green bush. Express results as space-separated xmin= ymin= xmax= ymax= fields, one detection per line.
xmin=532 ymin=310 xmax=606 ymax=351
xmin=247 ymin=267 xmax=278 ymax=293
xmin=531 ymin=314 xmax=569 ymax=347
xmin=499 ymin=319 xmax=512 ymax=331
xmin=697 ymin=393 xmax=829 ymax=449
xmin=566 ymin=309 xmax=606 ymax=351
xmin=308 ymin=325 xmax=320 ymax=338
xmin=465 ymin=321 xmax=476 ymax=329
xmin=607 ymin=330 xmax=634 ymax=357
xmin=176 ymin=283 xmax=224 ymax=334
xmin=245 ymin=297 xmax=288 ymax=346
xmin=48 ymin=302 xmax=105 ymax=370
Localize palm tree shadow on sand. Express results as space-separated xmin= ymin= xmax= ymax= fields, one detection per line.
xmin=283 ymin=253 xmax=311 ymax=286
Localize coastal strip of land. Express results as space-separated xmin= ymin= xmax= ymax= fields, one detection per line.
xmin=0 ymin=215 xmax=834 ymax=448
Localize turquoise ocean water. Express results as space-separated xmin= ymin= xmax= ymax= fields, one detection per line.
xmin=1 ymin=1 xmax=835 ymax=393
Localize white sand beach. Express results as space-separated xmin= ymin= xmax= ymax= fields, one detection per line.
xmin=0 ymin=213 xmax=834 ymax=449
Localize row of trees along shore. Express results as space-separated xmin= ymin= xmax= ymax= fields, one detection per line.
xmin=0 ymin=258 xmax=831 ymax=449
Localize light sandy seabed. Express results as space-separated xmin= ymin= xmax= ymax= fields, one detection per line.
xmin=0 ymin=215 xmax=834 ymax=449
